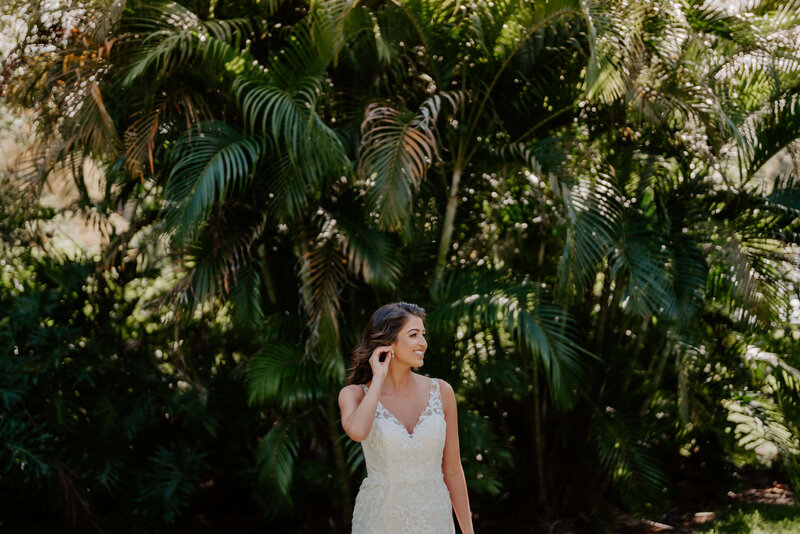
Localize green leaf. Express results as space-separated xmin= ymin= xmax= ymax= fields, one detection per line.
xmin=247 ymin=342 xmax=325 ymax=408
xmin=255 ymin=419 xmax=300 ymax=502
xmin=591 ymin=408 xmax=668 ymax=510
xmin=430 ymin=273 xmax=590 ymax=408
xmin=165 ymin=121 xmax=265 ymax=243
xmin=358 ymin=92 xmax=463 ymax=228
xmin=742 ymin=94 xmax=800 ymax=179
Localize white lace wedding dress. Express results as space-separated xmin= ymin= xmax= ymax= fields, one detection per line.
xmin=352 ymin=377 xmax=455 ymax=533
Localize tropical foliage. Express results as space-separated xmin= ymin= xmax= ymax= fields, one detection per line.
xmin=2 ymin=0 xmax=800 ymax=531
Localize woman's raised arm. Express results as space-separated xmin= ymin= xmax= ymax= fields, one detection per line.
xmin=338 ymin=346 xmax=391 ymax=442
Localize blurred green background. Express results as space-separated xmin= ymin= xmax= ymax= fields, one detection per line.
xmin=1 ymin=0 xmax=800 ymax=532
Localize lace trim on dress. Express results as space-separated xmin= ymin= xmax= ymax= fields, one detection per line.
xmin=362 ymin=378 xmax=443 ymax=438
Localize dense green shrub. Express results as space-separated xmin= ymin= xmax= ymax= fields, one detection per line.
xmin=0 ymin=244 xmax=260 ymax=531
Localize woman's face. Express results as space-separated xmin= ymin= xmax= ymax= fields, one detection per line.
xmin=391 ymin=315 xmax=427 ymax=368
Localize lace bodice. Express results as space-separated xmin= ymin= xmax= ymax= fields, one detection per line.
xmin=351 ymin=377 xmax=454 ymax=533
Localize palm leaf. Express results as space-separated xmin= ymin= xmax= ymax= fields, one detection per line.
xmin=591 ymin=407 xmax=668 ymax=509
xmin=334 ymin=194 xmax=404 ymax=288
xmin=228 ymin=261 xmax=264 ymax=330
xmin=255 ymin=418 xmax=300 ymax=502
xmin=430 ymin=274 xmax=590 ymax=408
xmin=343 ymin=432 xmax=365 ymax=475
xmin=298 ymin=237 xmax=347 ymax=327
xmin=165 ymin=121 xmax=266 ymax=242
xmin=120 ymin=2 xmax=252 ymax=85
xmin=358 ymin=92 xmax=463 ymax=228
xmin=457 ymin=411 xmax=514 ymax=497
xmin=558 ymin=173 xmax=624 ymax=292
xmin=135 ymin=444 xmax=207 ymax=523
xmin=87 ymin=0 xmax=127 ymax=43
xmin=70 ymin=81 xmax=121 ymax=157
xmin=247 ymin=342 xmax=325 ymax=408
xmin=741 ymin=93 xmax=800 ymax=179
xmin=235 ymin=72 xmax=348 ymax=204
xmin=392 ymin=0 xmax=460 ymax=55
xmin=173 ymin=214 xmax=263 ymax=306
xmin=671 ymin=232 xmax=708 ymax=322
xmin=610 ymin=213 xmax=677 ymax=320
xmin=582 ymin=0 xmax=646 ymax=103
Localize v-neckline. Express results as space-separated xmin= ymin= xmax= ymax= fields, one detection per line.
xmin=375 ymin=378 xmax=434 ymax=438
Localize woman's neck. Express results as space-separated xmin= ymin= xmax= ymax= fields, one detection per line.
xmin=383 ymin=364 xmax=414 ymax=394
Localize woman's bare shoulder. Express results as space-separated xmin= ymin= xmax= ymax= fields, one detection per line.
xmin=432 ymin=377 xmax=454 ymax=392
xmin=338 ymin=383 xmax=366 ymax=401
xmin=434 ymin=378 xmax=456 ymax=408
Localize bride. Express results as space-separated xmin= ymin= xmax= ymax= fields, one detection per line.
xmin=338 ymin=302 xmax=475 ymax=533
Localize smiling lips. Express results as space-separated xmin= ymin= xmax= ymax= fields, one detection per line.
xmin=414 ymin=350 xmax=425 ymax=359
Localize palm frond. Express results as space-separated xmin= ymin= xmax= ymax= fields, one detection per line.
xmin=765 ymin=173 xmax=800 ymax=216
xmin=264 ymin=22 xmax=329 ymax=86
xmin=557 ymin=174 xmax=623 ymax=292
xmin=430 ymin=274 xmax=590 ymax=408
xmin=470 ymin=0 xmax=523 ymax=61
xmin=308 ymin=0 xmax=370 ymax=64
xmin=457 ymin=410 xmax=514 ymax=496
xmin=610 ymin=213 xmax=677 ymax=320
xmin=87 ymin=0 xmax=127 ymax=43
xmin=725 ymin=396 xmax=799 ymax=461
xmin=464 ymin=0 xmax=587 ymax=138
xmin=262 ymin=152 xmax=315 ymax=219
xmin=671 ymin=232 xmax=708 ymax=322
xmin=247 ymin=342 xmax=323 ymax=408
xmin=165 ymin=121 xmax=265 ymax=243
xmin=0 ymin=417 xmax=54 ymax=482
xmin=237 ymin=75 xmax=321 ymax=143
xmin=741 ymin=93 xmax=800 ymax=179
xmin=173 ymin=214 xmax=263 ymax=306
xmin=70 ymin=81 xmax=121 ymax=157
xmin=255 ymin=418 xmax=300 ymax=502
xmin=582 ymin=0 xmax=646 ymax=103
xmin=358 ymin=92 xmax=463 ymax=228
xmin=591 ymin=407 xmax=668 ymax=509
xmin=135 ymin=444 xmax=207 ymax=524
xmin=229 ymin=261 xmax=264 ymax=330
xmin=120 ymin=2 xmax=252 ymax=85
xmin=235 ymin=72 xmax=348 ymax=202
xmin=298 ymin=236 xmax=347 ymax=326
xmin=393 ymin=0 xmax=460 ymax=54
xmin=342 ymin=431 xmax=365 ymax=475
xmin=334 ymin=194 xmax=404 ymax=289
xmin=704 ymin=215 xmax=788 ymax=326
xmin=123 ymin=105 xmax=162 ymax=179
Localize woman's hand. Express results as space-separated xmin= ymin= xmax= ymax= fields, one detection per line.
xmin=369 ymin=345 xmax=393 ymax=383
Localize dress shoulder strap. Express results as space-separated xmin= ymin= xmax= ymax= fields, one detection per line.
xmin=430 ymin=377 xmax=443 ymax=413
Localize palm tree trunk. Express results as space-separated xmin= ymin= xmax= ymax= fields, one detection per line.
xmin=530 ymin=353 xmax=549 ymax=509
xmin=677 ymin=352 xmax=690 ymax=426
xmin=593 ymin=269 xmax=612 ymax=352
xmin=639 ymin=337 xmax=672 ymax=417
xmin=257 ymin=244 xmax=278 ymax=305
xmin=431 ymin=167 xmax=462 ymax=298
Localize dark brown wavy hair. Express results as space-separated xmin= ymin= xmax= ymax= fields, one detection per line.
xmin=346 ymin=302 xmax=426 ymax=385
